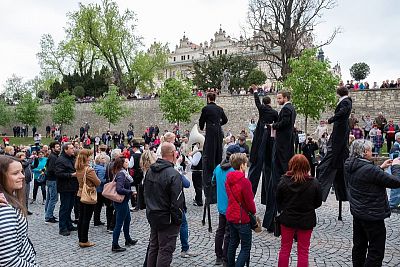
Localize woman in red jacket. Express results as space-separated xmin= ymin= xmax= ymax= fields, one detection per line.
xmin=276 ymin=154 xmax=322 ymax=267
xmin=225 ymin=153 xmax=256 ymax=267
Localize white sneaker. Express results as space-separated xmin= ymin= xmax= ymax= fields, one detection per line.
xmin=180 ymin=250 xmax=198 ymax=258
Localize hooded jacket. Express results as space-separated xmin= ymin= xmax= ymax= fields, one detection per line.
xmin=214 ymin=159 xmax=234 ymax=215
xmin=344 ymin=157 xmax=400 ymax=221
xmin=225 ymin=170 xmax=256 ymax=224
xmin=276 ymin=175 xmax=322 ymax=230
xmin=144 ymin=158 xmax=184 ymax=229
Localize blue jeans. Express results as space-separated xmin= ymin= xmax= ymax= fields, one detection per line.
xmin=112 ymin=197 xmax=131 ymax=245
xmin=45 ymin=180 xmax=58 ymax=220
xmin=389 ymin=188 xmax=400 ymax=208
xmin=180 ymin=211 xmax=189 ymax=252
xmin=227 ymin=223 xmax=252 ymax=267
xmin=59 ymin=192 xmax=75 ymax=232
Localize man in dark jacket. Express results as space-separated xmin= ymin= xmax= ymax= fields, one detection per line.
xmin=44 ymin=141 xmax=61 ymax=223
xmin=55 ymin=142 xmax=77 ymax=236
xmin=144 ymin=142 xmax=184 ymax=267
xmin=318 ymin=86 xmax=353 ymax=201
xmin=345 ymin=139 xmax=400 ymax=267
xmin=264 ymin=90 xmax=296 ymax=230
xmin=199 ymin=92 xmax=228 ymax=203
xmin=248 ymin=85 xmax=278 ymax=200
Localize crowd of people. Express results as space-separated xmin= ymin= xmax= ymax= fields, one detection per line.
xmin=2 ymin=84 xmax=400 ymax=267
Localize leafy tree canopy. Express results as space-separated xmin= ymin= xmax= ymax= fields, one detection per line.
xmin=350 ymin=62 xmax=370 ymax=82
xmin=159 ymin=78 xmax=203 ymax=126
xmin=93 ymin=85 xmax=129 ymax=129
xmin=0 ymin=100 xmax=12 ymax=127
xmin=284 ymin=48 xmax=339 ymax=133
xmin=192 ymin=54 xmax=259 ymax=92
xmin=3 ymin=74 xmax=31 ymax=103
xmin=52 ymin=91 xmax=76 ymax=128
xmin=15 ymin=93 xmax=42 ymax=127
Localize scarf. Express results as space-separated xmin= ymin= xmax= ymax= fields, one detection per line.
xmin=122 ymin=169 xmax=133 ymax=183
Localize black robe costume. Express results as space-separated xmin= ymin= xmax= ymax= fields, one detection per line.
xmin=317 ymin=97 xmax=352 ymax=201
xmin=264 ymin=102 xmax=296 ymax=229
xmin=199 ymin=102 xmax=228 ymax=201
xmin=248 ymin=92 xmax=278 ymax=204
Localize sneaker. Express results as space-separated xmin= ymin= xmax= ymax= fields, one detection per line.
xmin=107 ymin=229 xmax=114 ymax=234
xmin=130 ymin=207 xmax=139 ymax=212
xmin=180 ymin=249 xmax=198 ymax=258
xmin=41 ymin=201 xmax=45 ymax=205
xmin=30 ymin=200 xmax=36 ymax=204
xmin=45 ymin=218 xmax=58 ymax=224
xmin=125 ymin=239 xmax=138 ymax=247
xmin=215 ymin=257 xmax=223 ymax=265
xmin=59 ymin=230 xmax=70 ymax=236
xmin=72 ymin=219 xmax=79 ymax=224
xmin=27 ymin=211 xmax=33 ymax=215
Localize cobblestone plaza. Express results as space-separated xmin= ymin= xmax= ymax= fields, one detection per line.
xmin=28 ymin=174 xmax=400 ymax=267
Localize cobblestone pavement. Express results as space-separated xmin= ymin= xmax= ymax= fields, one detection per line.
xmin=28 ymin=174 xmax=400 ymax=267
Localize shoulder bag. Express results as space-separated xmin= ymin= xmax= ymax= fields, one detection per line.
xmin=102 ymin=175 xmax=124 ymax=203
xmin=228 ymin=183 xmax=261 ymax=233
xmin=80 ymin=167 xmax=97 ymax=205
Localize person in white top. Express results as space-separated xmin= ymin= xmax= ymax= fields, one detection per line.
xmin=313 ymin=120 xmax=328 ymax=140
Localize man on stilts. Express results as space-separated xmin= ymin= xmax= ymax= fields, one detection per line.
xmin=248 ymin=85 xmax=278 ymax=203
xmin=199 ymin=91 xmax=228 ymax=232
xmin=317 ymin=86 xmax=352 ymax=220
xmin=264 ymin=90 xmax=296 ymax=231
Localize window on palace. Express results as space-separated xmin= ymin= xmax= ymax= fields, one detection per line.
xmin=212 ymin=51 xmax=215 ymax=56
xmin=188 ymin=55 xmax=190 ymax=60
xmin=225 ymin=49 xmax=227 ymax=54
xmin=173 ymin=57 xmax=176 ymax=62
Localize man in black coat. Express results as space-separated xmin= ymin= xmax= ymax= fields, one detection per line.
xmin=248 ymin=85 xmax=278 ymax=204
xmin=264 ymin=90 xmax=296 ymax=230
xmin=317 ymin=86 xmax=353 ymax=201
xmin=199 ymin=92 xmax=228 ymax=201
xmin=55 ymin=142 xmax=78 ymax=236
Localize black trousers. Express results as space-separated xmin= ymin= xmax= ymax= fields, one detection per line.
xmin=104 ymin=198 xmax=116 ymax=230
xmin=147 ymin=224 xmax=180 ymax=267
xmin=33 ymin=180 xmax=46 ymax=201
xmin=78 ymin=202 xmax=95 ymax=243
xmin=74 ymin=195 xmax=80 ymax=220
xmin=215 ymin=213 xmax=230 ymax=261
xmin=352 ymin=217 xmax=386 ymax=267
xmin=192 ymin=171 xmax=203 ymax=205
xmin=93 ymin=192 xmax=106 ymax=224
xmin=387 ymin=137 xmax=395 ymax=153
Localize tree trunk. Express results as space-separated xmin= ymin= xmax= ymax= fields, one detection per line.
xmin=304 ymin=115 xmax=308 ymax=136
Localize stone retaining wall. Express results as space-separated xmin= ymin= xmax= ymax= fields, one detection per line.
xmin=1 ymin=88 xmax=399 ymax=137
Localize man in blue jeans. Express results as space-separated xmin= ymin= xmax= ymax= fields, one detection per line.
xmin=55 ymin=143 xmax=78 ymax=236
xmin=45 ymin=141 xmax=60 ymax=223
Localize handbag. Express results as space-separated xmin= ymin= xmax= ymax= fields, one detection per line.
xmin=273 ymin=212 xmax=281 ymax=237
xmin=80 ymin=167 xmax=97 ymax=205
xmin=102 ymin=177 xmax=124 ymax=203
xmin=228 ymin=183 xmax=261 ymax=232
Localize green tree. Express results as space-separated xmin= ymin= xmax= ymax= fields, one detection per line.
xmin=37 ymin=34 xmax=69 ymax=78
xmin=15 ymin=93 xmax=42 ymax=127
xmin=52 ymin=91 xmax=76 ymax=131
xmin=73 ymin=85 xmax=85 ymax=98
xmin=159 ymin=78 xmax=203 ymax=126
xmin=127 ymin=42 xmax=169 ymax=94
xmin=70 ymin=0 xmax=142 ymax=92
xmin=246 ymin=69 xmax=267 ymax=87
xmin=193 ymin=54 xmax=258 ymax=91
xmin=284 ymin=48 xmax=339 ymax=134
xmin=0 ymin=100 xmax=12 ymax=127
xmin=3 ymin=74 xmax=30 ymax=103
xmin=93 ymin=85 xmax=128 ymax=129
xmin=350 ymin=62 xmax=370 ymax=82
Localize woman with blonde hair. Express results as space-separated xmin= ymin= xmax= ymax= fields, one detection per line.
xmin=276 ymin=154 xmax=322 ymax=267
xmin=0 ymin=155 xmax=38 ymax=266
xmin=75 ymin=149 xmax=100 ymax=248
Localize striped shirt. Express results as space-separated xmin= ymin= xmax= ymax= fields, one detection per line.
xmin=0 ymin=205 xmax=38 ymax=267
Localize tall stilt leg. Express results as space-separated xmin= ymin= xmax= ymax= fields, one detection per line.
xmin=207 ymin=203 xmax=212 ymax=233
xmin=338 ymin=200 xmax=342 ymax=221
xmin=202 ymin=202 xmax=207 ymax=226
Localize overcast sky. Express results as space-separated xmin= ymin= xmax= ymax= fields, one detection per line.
xmin=0 ymin=0 xmax=399 ymax=91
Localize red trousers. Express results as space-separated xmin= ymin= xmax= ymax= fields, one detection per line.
xmin=278 ymin=225 xmax=313 ymax=267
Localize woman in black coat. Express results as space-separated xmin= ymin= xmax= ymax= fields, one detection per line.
xmin=276 ymin=154 xmax=322 ymax=267
xmin=345 ymin=139 xmax=400 ymax=267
